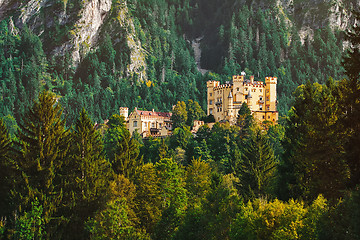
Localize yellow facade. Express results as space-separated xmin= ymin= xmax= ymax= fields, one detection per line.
xmin=207 ymin=74 xmax=278 ymax=124
xmin=120 ymin=107 xmax=172 ymax=137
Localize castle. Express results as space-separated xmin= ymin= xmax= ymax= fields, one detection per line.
xmin=207 ymin=73 xmax=278 ymax=124
xmin=119 ymin=107 xmax=173 ymax=137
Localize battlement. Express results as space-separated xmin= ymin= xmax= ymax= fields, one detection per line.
xmin=207 ymin=80 xmax=220 ymax=88
xmin=214 ymin=84 xmax=233 ymax=90
xmin=232 ymin=75 xmax=245 ymax=82
xmin=265 ymin=77 xmax=277 ymax=84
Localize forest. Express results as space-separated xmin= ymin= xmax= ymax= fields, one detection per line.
xmin=1 ymin=0 xmax=360 ymax=239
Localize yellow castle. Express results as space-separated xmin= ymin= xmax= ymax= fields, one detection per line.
xmin=207 ymin=73 xmax=278 ymax=124
xmin=120 ymin=107 xmax=173 ymax=137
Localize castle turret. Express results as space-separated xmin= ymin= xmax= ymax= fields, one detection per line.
xmin=227 ymin=91 xmax=235 ymax=122
xmin=265 ymin=77 xmax=277 ymax=112
xmin=207 ymin=80 xmax=220 ymax=116
xmin=232 ymin=74 xmax=245 ymax=102
xmin=119 ymin=107 xmax=129 ymax=120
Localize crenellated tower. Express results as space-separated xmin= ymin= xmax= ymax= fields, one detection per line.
xmin=265 ymin=77 xmax=277 ymax=112
xmin=119 ymin=107 xmax=129 ymax=121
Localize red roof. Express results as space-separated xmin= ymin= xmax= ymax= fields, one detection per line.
xmin=137 ymin=110 xmax=172 ymax=118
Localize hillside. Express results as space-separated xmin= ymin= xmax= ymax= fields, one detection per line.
xmin=0 ymin=0 xmax=358 ymax=126
xmin=2 ymin=1 xmax=360 ymax=239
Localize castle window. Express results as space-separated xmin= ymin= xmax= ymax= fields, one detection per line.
xmin=267 ymin=106 xmax=270 ymax=110
xmin=259 ymin=96 xmax=263 ymax=101
xmin=263 ymin=115 xmax=265 ymax=119
xmin=151 ymin=122 xmax=155 ymax=128
xmin=210 ymin=109 xmax=213 ymax=114
xmin=210 ymin=100 xmax=213 ymax=105
xmin=159 ymin=123 xmax=162 ymax=128
xmin=133 ymin=121 xmax=138 ymax=127
xmin=259 ymin=105 xmax=263 ymax=110
xmin=268 ymin=116 xmax=270 ymax=119
xmin=245 ymin=88 xmax=248 ymax=91
xmin=210 ymin=93 xmax=212 ymax=97
xmin=260 ymin=89 xmax=262 ymax=92
xmin=237 ymin=88 xmax=239 ymax=91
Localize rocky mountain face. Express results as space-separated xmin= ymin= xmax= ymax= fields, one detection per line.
xmin=278 ymin=0 xmax=360 ymax=41
xmin=0 ymin=0 xmax=358 ymax=76
xmin=0 ymin=0 xmax=146 ymax=79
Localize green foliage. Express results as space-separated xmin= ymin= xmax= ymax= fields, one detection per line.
xmin=279 ymin=81 xmax=349 ymax=201
xmin=185 ymin=158 xmax=212 ymax=208
xmin=154 ymin=158 xmax=187 ymax=239
xmin=171 ymin=101 xmax=188 ymax=129
xmin=186 ymin=100 xmax=206 ymax=128
xmin=237 ymin=128 xmax=277 ymax=199
xmin=104 ymin=114 xmax=141 ymax=179
xmin=237 ymin=102 xmax=254 ymax=135
xmin=14 ymin=198 xmax=45 ymax=240
xmin=133 ymin=163 xmax=162 ymax=235
xmin=0 ymin=118 xmax=12 ymax=215
xmin=86 ymin=198 xmax=149 ymax=240
xmin=230 ymin=195 xmax=327 ymax=240
xmin=62 ymin=109 xmax=112 ymax=239
xmin=339 ymin=10 xmax=360 ymax=188
xmin=12 ymin=91 xmax=70 ymax=237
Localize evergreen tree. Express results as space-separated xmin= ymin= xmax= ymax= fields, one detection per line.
xmin=238 ymin=129 xmax=276 ymax=199
xmin=279 ymin=81 xmax=349 ymax=201
xmin=236 ymin=102 xmax=254 ymax=136
xmin=0 ymin=118 xmax=13 ymax=216
xmin=104 ymin=114 xmax=141 ymax=179
xmin=133 ymin=163 xmax=162 ymax=235
xmin=12 ymin=91 xmax=70 ymax=238
xmin=63 ymin=109 xmax=112 ymax=239
xmin=340 ymin=10 xmax=360 ymax=188
xmin=171 ymin=101 xmax=188 ymax=129
xmin=186 ymin=100 xmax=205 ymax=128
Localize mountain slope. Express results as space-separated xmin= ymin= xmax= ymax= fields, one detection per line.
xmin=0 ymin=0 xmax=358 ymax=126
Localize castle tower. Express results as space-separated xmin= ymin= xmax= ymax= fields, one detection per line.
xmin=265 ymin=77 xmax=277 ymax=112
xmin=227 ymin=91 xmax=235 ymax=123
xmin=207 ymin=80 xmax=220 ymax=116
xmin=119 ymin=107 xmax=129 ymax=120
xmin=232 ymin=74 xmax=245 ymax=102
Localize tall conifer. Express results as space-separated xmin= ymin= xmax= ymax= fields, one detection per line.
xmin=0 ymin=119 xmax=13 ymax=216
xmin=13 ymin=91 xmax=70 ymax=237
xmin=63 ymin=109 xmax=112 ymax=239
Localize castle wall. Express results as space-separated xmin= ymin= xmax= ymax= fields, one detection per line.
xmin=207 ymin=74 xmax=278 ymax=125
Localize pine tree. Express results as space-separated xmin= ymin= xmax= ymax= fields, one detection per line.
xmin=238 ymin=129 xmax=276 ymax=199
xmin=341 ymin=10 xmax=360 ymax=188
xmin=236 ymin=102 xmax=254 ymax=136
xmin=63 ymin=109 xmax=112 ymax=239
xmin=12 ymin=91 xmax=70 ymax=237
xmin=133 ymin=163 xmax=162 ymax=235
xmin=0 ymin=118 xmax=13 ymax=216
xmin=105 ymin=114 xmax=141 ymax=179
xmin=171 ymin=101 xmax=188 ymax=129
